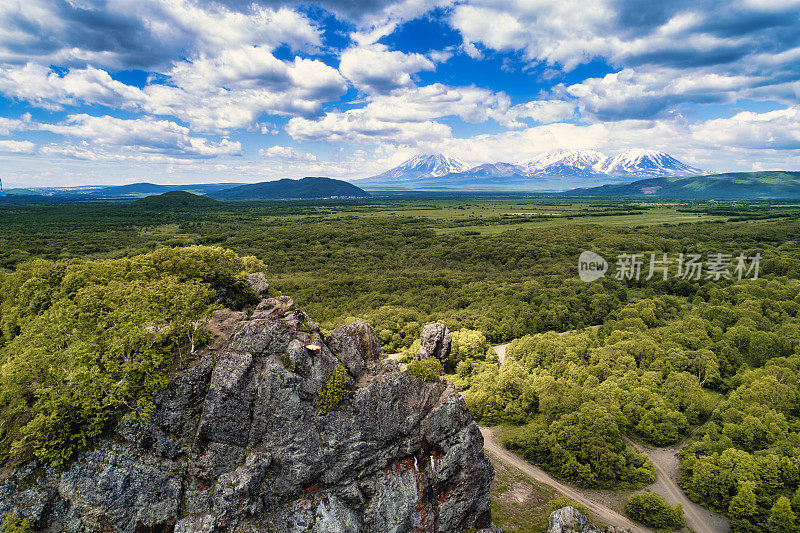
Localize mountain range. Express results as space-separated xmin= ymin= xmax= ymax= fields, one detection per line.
xmin=355 ymin=149 xmax=705 ymax=190
xmin=3 ymin=182 xmax=244 ymax=198
xmin=2 ymin=178 xmax=369 ymax=201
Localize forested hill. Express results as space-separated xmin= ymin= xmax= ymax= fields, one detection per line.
xmin=210 ymin=177 xmax=369 ymax=200
xmin=565 ymin=171 xmax=800 ymax=199
xmin=131 ymin=191 xmax=220 ymax=208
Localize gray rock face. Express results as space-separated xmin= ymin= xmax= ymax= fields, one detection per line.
xmin=548 ymin=507 xmax=598 ymax=533
xmin=247 ymin=272 xmax=270 ymax=296
xmin=0 ymin=299 xmax=493 ymax=533
xmin=326 ymin=320 xmax=382 ymax=377
xmin=547 ymin=506 xmax=630 ymax=533
xmin=417 ymin=323 xmax=452 ymax=366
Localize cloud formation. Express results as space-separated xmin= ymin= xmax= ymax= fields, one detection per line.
xmin=0 ymin=0 xmax=799 ymax=186
xmin=287 ymin=83 xmax=576 ymax=144
xmin=339 ymin=44 xmax=435 ymax=94
xmin=0 ymin=140 xmax=34 ymax=154
xmin=0 ymin=0 xmax=323 ymax=69
xmin=451 ymin=0 xmax=800 ymax=119
xmin=691 ymin=106 xmax=800 ymax=150
xmin=38 ymin=115 xmax=242 ymax=160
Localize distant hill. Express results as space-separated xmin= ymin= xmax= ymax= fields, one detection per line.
xmin=93 ymin=182 xmax=243 ymax=198
xmin=210 ymin=177 xmax=369 ymax=200
xmin=9 ymin=182 xmax=245 ymax=199
xmin=2 ymin=188 xmax=38 ymax=196
xmin=131 ymin=191 xmax=220 ymax=208
xmin=563 ymin=171 xmax=800 ymax=199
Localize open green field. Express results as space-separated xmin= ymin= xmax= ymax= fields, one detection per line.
xmin=489 ymin=454 xmax=558 ymax=533
xmin=435 ymin=206 xmax=728 ymax=235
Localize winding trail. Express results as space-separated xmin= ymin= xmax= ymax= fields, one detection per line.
xmin=488 ymin=330 xmax=729 ymax=533
xmin=391 ymin=327 xmax=728 ymax=531
xmin=625 ymin=439 xmax=728 ymax=533
xmin=493 ymin=343 xmax=508 ymax=364
xmin=480 ymin=426 xmax=649 ymax=533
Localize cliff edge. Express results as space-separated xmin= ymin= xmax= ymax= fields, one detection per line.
xmin=0 ymin=293 xmax=494 ymax=532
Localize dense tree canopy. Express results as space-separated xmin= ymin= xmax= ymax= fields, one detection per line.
xmin=455 ymin=278 xmax=800 ymax=493
xmin=0 ymin=246 xmax=263 ymax=465
xmin=625 ymin=492 xmax=684 ymax=529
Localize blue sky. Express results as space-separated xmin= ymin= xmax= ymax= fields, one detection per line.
xmin=1 ymin=0 xmax=799 ymax=187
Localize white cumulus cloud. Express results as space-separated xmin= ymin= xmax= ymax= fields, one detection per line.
xmin=0 ymin=140 xmax=34 ymax=154
xmin=286 ymin=83 xmax=576 ymax=145
xmin=38 ymin=114 xmax=242 ymax=159
xmin=339 ymin=44 xmax=435 ymax=94
xmin=258 ymin=145 xmax=318 ymax=161
xmin=691 ymin=106 xmax=800 ymax=150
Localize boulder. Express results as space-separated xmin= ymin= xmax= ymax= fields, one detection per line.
xmin=326 ymin=320 xmax=382 ymax=377
xmin=247 ymin=272 xmax=270 ymax=296
xmin=547 ymin=506 xmax=629 ymax=533
xmin=417 ymin=323 xmax=452 ymax=366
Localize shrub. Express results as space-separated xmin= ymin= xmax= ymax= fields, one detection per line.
xmin=406 ymin=357 xmax=444 ymax=382
xmin=450 ymin=328 xmax=492 ymax=370
xmin=397 ymin=338 xmax=420 ymax=363
xmin=316 ymin=364 xmax=351 ymax=413
xmin=625 ymin=492 xmax=684 ymax=529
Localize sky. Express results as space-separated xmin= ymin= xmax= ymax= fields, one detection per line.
xmin=1 ymin=0 xmax=799 ymax=187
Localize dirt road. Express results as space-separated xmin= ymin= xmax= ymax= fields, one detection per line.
xmin=480 ymin=427 xmax=650 ymax=533
xmin=493 ymin=343 xmax=508 ymax=364
xmin=485 ymin=330 xmax=730 ymax=533
xmin=626 ymin=439 xmax=729 ymax=533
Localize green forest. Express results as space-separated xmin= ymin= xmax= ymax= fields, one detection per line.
xmin=0 ymin=247 xmax=263 ymax=465
xmin=1 ymin=197 xmax=800 ymax=531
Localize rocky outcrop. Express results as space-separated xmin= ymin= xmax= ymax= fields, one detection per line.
xmin=326 ymin=320 xmax=382 ymax=377
xmin=548 ymin=507 xmax=631 ymax=533
xmin=0 ymin=295 xmax=494 ymax=532
xmin=247 ymin=272 xmax=270 ymax=296
xmin=417 ymin=323 xmax=452 ymax=366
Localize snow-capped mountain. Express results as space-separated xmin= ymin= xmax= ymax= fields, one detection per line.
xmin=596 ymin=148 xmax=704 ymax=177
xmin=466 ymin=162 xmax=526 ymax=177
xmin=519 ymin=149 xmax=607 ymax=175
xmin=518 ymin=149 xmax=608 ymax=177
xmin=362 ymin=154 xmax=468 ymax=182
xmin=357 ymin=149 xmax=705 ymax=190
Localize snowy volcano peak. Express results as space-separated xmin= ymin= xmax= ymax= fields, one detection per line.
xmin=360 ymin=148 xmax=706 ymax=187
xmin=598 ymin=148 xmax=704 ymax=177
xmin=466 ymin=162 xmax=526 ymax=177
xmin=368 ymin=153 xmax=468 ymax=181
xmin=520 ymin=149 xmax=608 ymax=173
